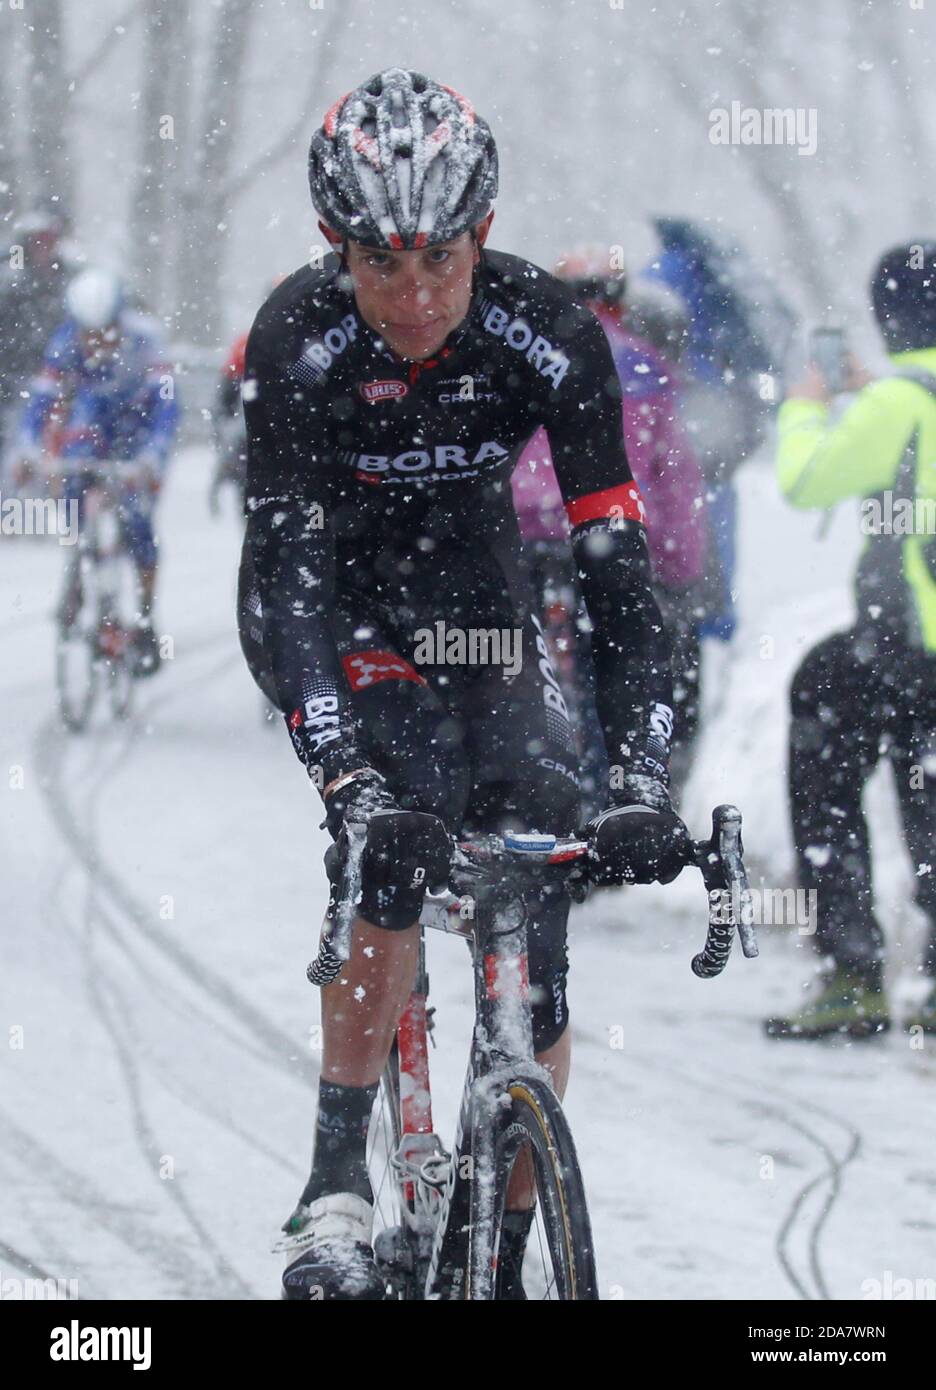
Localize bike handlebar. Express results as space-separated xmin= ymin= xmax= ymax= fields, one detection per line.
xmin=308 ymin=804 xmax=757 ymax=987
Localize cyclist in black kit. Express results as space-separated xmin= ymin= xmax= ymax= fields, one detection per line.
xmin=239 ymin=68 xmax=690 ymax=1300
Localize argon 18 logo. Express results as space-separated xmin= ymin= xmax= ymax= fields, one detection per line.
xmin=360 ymin=379 xmax=408 ymax=403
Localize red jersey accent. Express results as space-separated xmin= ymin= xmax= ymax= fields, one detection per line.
xmin=288 ymin=708 xmax=302 ymax=730
xmin=407 ymin=345 xmax=452 ymax=386
xmin=565 ymin=482 xmax=647 ymax=530
xmin=224 ymin=333 xmax=248 ymax=383
xmin=342 ymin=650 xmax=428 ymax=691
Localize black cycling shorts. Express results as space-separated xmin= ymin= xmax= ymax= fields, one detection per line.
xmin=238 ymin=546 xmax=579 ymax=1049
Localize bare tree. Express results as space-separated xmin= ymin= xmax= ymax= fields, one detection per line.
xmin=644 ymin=0 xmax=839 ymax=314
xmin=175 ymin=0 xmax=255 ymax=344
xmin=0 ymin=39 xmax=19 ymax=230
xmin=131 ymin=0 xmax=183 ymax=310
xmin=25 ymin=0 xmax=73 ymax=221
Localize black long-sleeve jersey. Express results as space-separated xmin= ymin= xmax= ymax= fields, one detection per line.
xmin=242 ymin=247 xmax=674 ymax=794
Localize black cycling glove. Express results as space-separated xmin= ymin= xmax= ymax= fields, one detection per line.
xmin=323 ymin=770 xmax=451 ymax=931
xmin=587 ymin=773 xmax=691 ymax=887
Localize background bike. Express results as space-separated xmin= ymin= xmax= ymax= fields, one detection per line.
xmin=308 ymin=804 xmax=756 ymax=1301
xmin=55 ymin=461 xmax=145 ymax=732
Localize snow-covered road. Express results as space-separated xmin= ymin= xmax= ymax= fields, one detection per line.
xmin=2 ymin=447 xmax=934 ymax=1300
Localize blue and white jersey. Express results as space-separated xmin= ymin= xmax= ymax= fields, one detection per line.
xmin=19 ymin=312 xmax=179 ymax=468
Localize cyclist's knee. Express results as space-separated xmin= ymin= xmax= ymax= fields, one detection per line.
xmin=531 ymin=975 xmax=569 ymax=1052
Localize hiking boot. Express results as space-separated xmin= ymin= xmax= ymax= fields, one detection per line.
xmin=764 ymin=968 xmax=890 ymax=1039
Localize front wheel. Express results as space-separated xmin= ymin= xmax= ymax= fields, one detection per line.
xmin=55 ymin=623 xmax=97 ymax=731
xmin=106 ymin=652 xmax=135 ymax=721
xmin=472 ymin=1075 xmax=599 ymax=1300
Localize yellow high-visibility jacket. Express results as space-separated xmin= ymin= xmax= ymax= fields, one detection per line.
xmin=777 ymin=347 xmax=936 ymax=652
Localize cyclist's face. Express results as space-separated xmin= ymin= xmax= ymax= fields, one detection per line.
xmin=345 ymin=220 xmax=490 ymax=361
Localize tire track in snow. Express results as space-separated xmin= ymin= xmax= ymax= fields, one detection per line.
xmin=0 ymin=1111 xmax=211 ymax=1297
xmin=24 ymin=632 xmax=312 ymax=1295
xmin=571 ymin=1019 xmax=861 ymax=1299
xmin=33 ymin=638 xmax=318 ymax=1088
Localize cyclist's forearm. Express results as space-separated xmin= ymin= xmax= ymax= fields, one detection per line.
xmin=574 ymin=524 xmax=674 ymax=784
xmin=246 ymin=504 xmax=364 ymax=787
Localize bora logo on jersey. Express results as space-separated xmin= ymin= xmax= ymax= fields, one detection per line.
xmin=352 ymin=440 xmax=509 ymax=482
xmin=480 ymin=303 xmax=570 ymax=389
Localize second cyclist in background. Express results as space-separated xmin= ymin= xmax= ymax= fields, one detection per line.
xmin=17 ymin=268 xmax=179 ymax=675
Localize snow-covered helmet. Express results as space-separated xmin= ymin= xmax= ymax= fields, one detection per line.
xmin=553 ymin=246 xmax=627 ymax=308
xmin=308 ymin=68 xmax=498 ymax=250
xmin=66 ymin=268 xmax=123 ymax=330
xmin=871 ymin=242 xmax=936 ymax=352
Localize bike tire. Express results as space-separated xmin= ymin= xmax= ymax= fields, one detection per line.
xmin=475 ymin=1074 xmax=599 ymax=1301
xmin=106 ymin=655 xmax=135 ymax=721
xmin=367 ymin=1039 xmax=413 ymax=1299
xmin=55 ymin=627 xmax=97 ymax=732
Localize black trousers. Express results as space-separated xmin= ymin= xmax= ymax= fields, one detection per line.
xmin=789 ymin=629 xmax=936 ymax=979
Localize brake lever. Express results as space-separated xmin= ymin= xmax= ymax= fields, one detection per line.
xmin=690 ymin=804 xmax=758 ymax=978
xmin=306 ymin=821 xmax=367 ymax=986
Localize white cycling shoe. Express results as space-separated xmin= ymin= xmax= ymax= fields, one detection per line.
xmin=274 ymin=1192 xmax=387 ymax=1301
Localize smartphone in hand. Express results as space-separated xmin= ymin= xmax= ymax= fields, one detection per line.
xmin=808 ymin=326 xmax=849 ymax=394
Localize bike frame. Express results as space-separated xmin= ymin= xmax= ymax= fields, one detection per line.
xmin=313 ymin=807 xmax=756 ymax=1301
xmin=62 ymin=464 xmax=139 ymax=635
xmin=417 ymin=845 xmax=569 ymax=1300
xmin=55 ymin=464 xmax=142 ymax=729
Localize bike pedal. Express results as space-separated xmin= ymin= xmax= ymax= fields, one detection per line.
xmin=374 ymin=1225 xmax=413 ymax=1276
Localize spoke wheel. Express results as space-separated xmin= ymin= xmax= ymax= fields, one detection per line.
xmin=483 ymin=1076 xmax=598 ymax=1301
xmin=55 ymin=617 xmax=97 ymax=732
xmin=367 ymin=1040 xmax=417 ymax=1299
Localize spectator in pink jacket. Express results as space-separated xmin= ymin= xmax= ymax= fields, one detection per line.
xmin=513 ymin=251 xmax=708 ymax=797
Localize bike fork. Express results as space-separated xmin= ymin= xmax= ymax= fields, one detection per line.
xmin=466 ymin=896 xmax=537 ymax=1300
